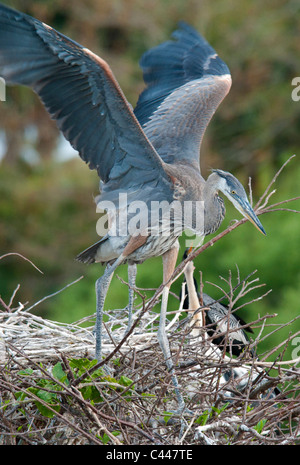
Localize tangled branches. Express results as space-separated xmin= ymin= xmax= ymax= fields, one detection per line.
xmin=0 ymin=265 xmax=299 ymax=445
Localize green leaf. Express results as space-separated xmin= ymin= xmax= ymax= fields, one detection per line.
xmin=25 ymin=387 xmax=61 ymax=418
xmin=254 ymin=418 xmax=267 ymax=434
xmin=35 ymin=400 xmax=60 ymax=418
xmin=119 ymin=376 xmax=134 ymax=387
xmin=52 ymin=362 xmax=68 ymax=384
xmin=80 ymin=385 xmax=103 ymax=403
xmin=69 ymin=358 xmax=97 ymax=371
xmin=69 ymin=358 xmax=104 ymax=379
xmin=195 ymin=410 xmax=210 ymax=426
xmin=163 ymin=411 xmax=174 ymax=425
xmin=15 ymin=391 xmax=27 ymax=402
xmin=35 ymin=389 xmax=56 ymax=403
xmin=211 ymin=402 xmax=230 ymax=415
xmin=18 ymin=368 xmax=34 ymax=376
xmin=99 ymin=431 xmax=120 ymax=445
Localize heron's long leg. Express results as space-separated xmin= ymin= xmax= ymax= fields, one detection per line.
xmin=125 ymin=263 xmax=137 ymax=334
xmin=95 ymin=254 xmax=125 ymax=360
xmin=157 ymin=244 xmax=186 ymax=412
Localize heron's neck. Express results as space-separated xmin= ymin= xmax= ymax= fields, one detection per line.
xmin=203 ymin=173 xmax=226 ymax=235
xmin=184 ymin=262 xmax=205 ymax=336
xmin=184 ymin=263 xmax=200 ymax=310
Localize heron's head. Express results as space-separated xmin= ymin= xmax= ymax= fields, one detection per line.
xmin=211 ymin=169 xmax=266 ymax=235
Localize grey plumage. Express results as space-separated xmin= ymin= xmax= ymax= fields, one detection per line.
xmin=0 ymin=4 xmax=266 ymax=413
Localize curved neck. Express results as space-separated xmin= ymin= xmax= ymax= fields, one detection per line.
xmin=184 ymin=262 xmax=200 ymax=310
xmin=183 ymin=261 xmax=205 ymax=336
xmin=203 ymin=173 xmax=226 ymax=235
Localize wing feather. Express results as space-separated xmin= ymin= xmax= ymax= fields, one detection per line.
xmin=0 ymin=4 xmax=169 ymax=193
xmin=134 ymin=22 xmax=232 ymax=171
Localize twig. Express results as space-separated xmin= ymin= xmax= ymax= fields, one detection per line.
xmin=255 ymin=154 xmax=296 ymax=210
xmin=0 ymin=252 xmax=43 ymax=274
xmin=24 ymin=276 xmax=84 ymax=313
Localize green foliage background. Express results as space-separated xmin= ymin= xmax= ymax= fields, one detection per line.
xmin=0 ymin=0 xmax=299 ymax=360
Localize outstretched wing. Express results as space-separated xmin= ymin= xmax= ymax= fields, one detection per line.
xmin=134 ymin=22 xmax=232 ymax=171
xmin=0 ymin=4 xmax=169 ymax=192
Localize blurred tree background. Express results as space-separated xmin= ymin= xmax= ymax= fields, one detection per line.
xmin=0 ymin=0 xmax=299 ymax=360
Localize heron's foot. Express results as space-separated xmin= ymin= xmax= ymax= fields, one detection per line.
xmin=163 ymin=407 xmax=194 ymax=438
xmin=164 ymin=406 xmax=194 ymax=421
xmin=102 ymin=364 xmax=112 ymax=376
xmin=93 ymin=353 xmax=112 ymax=376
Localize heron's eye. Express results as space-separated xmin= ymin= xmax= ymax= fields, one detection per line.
xmin=231 ymin=190 xmax=237 ymax=195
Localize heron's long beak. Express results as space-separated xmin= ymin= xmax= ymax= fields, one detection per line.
xmin=187 ymin=246 xmax=194 ymax=255
xmin=238 ymin=199 xmax=266 ymax=236
xmin=183 ymin=246 xmax=194 ymax=261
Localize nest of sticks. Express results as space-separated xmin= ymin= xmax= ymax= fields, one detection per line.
xmin=0 ymin=272 xmax=299 ymax=446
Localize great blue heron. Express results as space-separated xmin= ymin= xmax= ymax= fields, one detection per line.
xmin=182 ymin=250 xmax=254 ymax=357
xmin=0 ymin=4 xmax=266 ymax=412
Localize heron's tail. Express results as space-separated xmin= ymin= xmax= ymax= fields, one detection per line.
xmin=76 ymin=241 xmax=102 ymax=264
